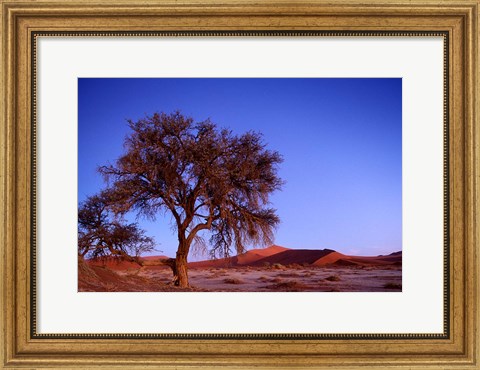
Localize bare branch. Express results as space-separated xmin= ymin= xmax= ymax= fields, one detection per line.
xmin=91 ymin=111 xmax=283 ymax=287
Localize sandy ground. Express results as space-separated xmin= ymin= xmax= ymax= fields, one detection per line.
xmin=109 ymin=265 xmax=402 ymax=292
xmin=79 ymin=246 xmax=402 ymax=292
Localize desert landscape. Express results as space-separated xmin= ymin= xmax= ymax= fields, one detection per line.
xmin=79 ymin=245 xmax=402 ymax=292
xmin=78 ymin=79 xmax=402 ymax=292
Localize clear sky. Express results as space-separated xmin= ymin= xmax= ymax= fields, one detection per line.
xmin=78 ymin=78 xmax=402 ymax=259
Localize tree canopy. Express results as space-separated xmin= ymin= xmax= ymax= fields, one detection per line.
xmin=98 ymin=111 xmax=284 ymax=287
xmin=78 ymin=194 xmax=156 ymax=264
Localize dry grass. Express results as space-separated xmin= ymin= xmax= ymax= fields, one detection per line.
xmin=326 ymin=275 xmax=341 ymax=282
xmin=383 ymin=282 xmax=402 ymax=289
xmin=269 ymin=277 xmax=283 ymax=283
xmin=265 ymin=280 xmax=309 ymax=292
xmin=223 ymin=278 xmax=244 ymax=284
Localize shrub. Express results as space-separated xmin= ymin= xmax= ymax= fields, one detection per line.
xmin=223 ymin=278 xmax=244 ymax=284
xmin=326 ymin=275 xmax=340 ymax=282
xmin=383 ymin=282 xmax=402 ymax=289
xmin=266 ymin=280 xmax=309 ymax=292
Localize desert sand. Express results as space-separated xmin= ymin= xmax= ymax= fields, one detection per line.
xmin=80 ymin=245 xmax=401 ymax=292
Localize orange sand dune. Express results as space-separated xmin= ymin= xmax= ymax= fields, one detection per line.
xmin=141 ymin=255 xmax=170 ymax=261
xmin=188 ymin=256 xmax=238 ymax=268
xmin=314 ymin=251 xmax=402 ymax=266
xmin=236 ymin=245 xmax=288 ymax=265
xmin=189 ymin=245 xmax=288 ymax=268
xmin=313 ymin=251 xmax=348 ymax=266
xmin=251 ymin=249 xmax=335 ymax=266
xmin=331 ymin=258 xmax=361 ymax=266
xmin=86 ymin=247 xmax=402 ymax=270
xmin=345 ymin=254 xmax=402 ymax=266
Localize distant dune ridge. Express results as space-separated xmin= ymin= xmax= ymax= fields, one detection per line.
xmin=236 ymin=245 xmax=288 ymax=265
xmin=250 ymin=248 xmax=335 ymax=266
xmin=188 ymin=245 xmax=289 ymax=268
xmin=86 ymin=245 xmax=402 ymax=270
xmin=169 ymin=245 xmax=402 ymax=268
xmin=177 ymin=245 xmax=400 ymax=268
xmin=313 ymin=250 xmax=402 ymax=267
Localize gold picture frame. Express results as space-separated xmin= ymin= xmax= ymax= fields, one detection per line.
xmin=1 ymin=0 xmax=478 ymax=368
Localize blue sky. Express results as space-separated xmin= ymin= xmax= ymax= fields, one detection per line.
xmin=78 ymin=78 xmax=402 ymax=259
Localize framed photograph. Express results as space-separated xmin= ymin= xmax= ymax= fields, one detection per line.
xmin=1 ymin=0 xmax=478 ymax=369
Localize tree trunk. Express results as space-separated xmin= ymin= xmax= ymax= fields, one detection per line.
xmin=172 ymin=226 xmax=194 ymax=288
xmin=175 ymin=251 xmax=189 ymax=287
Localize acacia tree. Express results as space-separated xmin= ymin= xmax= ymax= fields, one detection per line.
xmin=78 ymin=194 xmax=156 ymax=263
xmin=100 ymin=111 xmax=283 ymax=287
